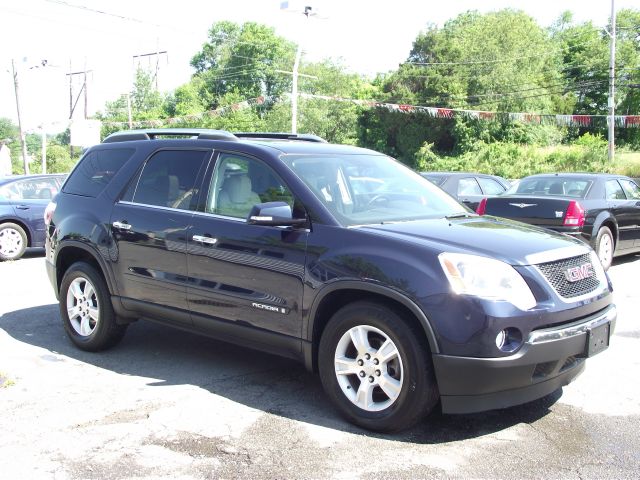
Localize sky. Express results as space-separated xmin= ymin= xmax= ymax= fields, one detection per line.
xmin=0 ymin=0 xmax=636 ymax=132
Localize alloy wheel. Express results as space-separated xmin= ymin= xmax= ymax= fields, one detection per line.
xmin=334 ymin=324 xmax=404 ymax=412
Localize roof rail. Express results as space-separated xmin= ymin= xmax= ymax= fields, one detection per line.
xmin=102 ymin=129 xmax=238 ymax=143
xmin=234 ymin=132 xmax=327 ymax=143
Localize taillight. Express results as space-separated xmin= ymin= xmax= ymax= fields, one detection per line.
xmin=476 ymin=198 xmax=487 ymax=215
xmin=563 ymin=200 xmax=585 ymax=227
xmin=44 ymin=201 xmax=56 ymax=226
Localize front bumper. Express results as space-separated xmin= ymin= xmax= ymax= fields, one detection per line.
xmin=433 ymin=304 xmax=616 ymax=414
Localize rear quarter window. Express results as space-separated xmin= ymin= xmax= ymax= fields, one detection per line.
xmin=63 ymin=148 xmax=135 ymax=197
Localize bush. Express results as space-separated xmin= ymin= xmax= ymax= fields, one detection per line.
xmin=416 ymin=133 xmax=613 ymax=178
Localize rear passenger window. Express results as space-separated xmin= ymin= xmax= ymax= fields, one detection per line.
xmin=457 ymin=178 xmax=482 ymax=196
xmin=64 ymin=148 xmax=134 ymax=197
xmin=130 ymin=150 xmax=209 ymax=210
xmin=477 ymin=177 xmax=506 ymax=195
xmin=605 ymin=180 xmax=626 ymax=200
xmin=619 ymin=179 xmax=640 ymax=200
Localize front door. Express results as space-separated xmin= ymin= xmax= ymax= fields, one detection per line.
xmin=617 ymin=178 xmax=640 ymax=247
xmin=109 ymin=149 xmax=210 ymax=321
xmin=186 ymin=152 xmax=308 ymax=338
xmin=605 ymin=179 xmax=637 ymax=251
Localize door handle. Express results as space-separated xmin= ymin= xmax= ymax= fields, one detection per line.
xmin=192 ymin=235 xmax=217 ymax=245
xmin=112 ymin=221 xmax=131 ymax=231
xmin=16 ymin=204 xmax=30 ymax=210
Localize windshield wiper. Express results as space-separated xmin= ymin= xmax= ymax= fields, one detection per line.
xmin=445 ymin=212 xmax=475 ymax=219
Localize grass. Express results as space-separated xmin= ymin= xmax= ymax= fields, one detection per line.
xmin=614 ymin=150 xmax=640 ymax=177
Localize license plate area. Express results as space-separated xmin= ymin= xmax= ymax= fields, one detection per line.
xmin=586 ymin=322 xmax=610 ymax=357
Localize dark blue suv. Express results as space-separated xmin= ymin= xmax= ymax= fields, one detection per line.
xmin=45 ymin=129 xmax=615 ymax=432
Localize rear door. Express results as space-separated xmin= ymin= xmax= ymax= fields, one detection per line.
xmin=7 ymin=176 xmax=61 ymax=245
xmin=185 ymin=151 xmax=308 ymax=339
xmin=607 ymin=179 xmax=640 ymax=250
xmin=109 ymin=149 xmax=211 ymax=322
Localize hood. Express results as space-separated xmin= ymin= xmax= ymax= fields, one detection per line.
xmin=358 ymin=215 xmax=590 ymax=266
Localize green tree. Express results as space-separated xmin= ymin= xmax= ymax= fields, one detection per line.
xmin=191 ymin=21 xmax=296 ymax=108
xmin=98 ymin=67 xmax=167 ymax=138
xmin=265 ymin=60 xmax=379 ymax=144
xmin=359 ymin=10 xmax=568 ymax=163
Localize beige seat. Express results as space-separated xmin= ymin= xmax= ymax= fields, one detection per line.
xmin=217 ymin=175 xmax=261 ymax=218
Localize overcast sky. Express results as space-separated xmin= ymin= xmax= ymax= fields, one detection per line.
xmin=0 ymin=0 xmax=636 ymax=131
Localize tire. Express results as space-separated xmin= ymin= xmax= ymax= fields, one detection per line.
xmin=594 ymin=226 xmax=614 ymax=271
xmin=59 ymin=261 xmax=127 ymax=351
xmin=318 ymin=301 xmax=439 ymax=433
xmin=0 ymin=222 xmax=28 ymax=261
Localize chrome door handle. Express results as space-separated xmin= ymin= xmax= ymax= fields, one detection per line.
xmin=16 ymin=204 xmax=30 ymax=210
xmin=112 ymin=221 xmax=131 ymax=231
xmin=192 ymin=235 xmax=217 ymax=245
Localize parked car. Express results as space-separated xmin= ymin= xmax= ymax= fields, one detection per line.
xmin=476 ymin=173 xmax=640 ymax=270
xmin=0 ymin=174 xmax=66 ymax=260
xmin=421 ymin=171 xmax=510 ymax=210
xmin=46 ymin=130 xmax=615 ymax=432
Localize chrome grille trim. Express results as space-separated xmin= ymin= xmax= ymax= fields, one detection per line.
xmin=533 ymin=252 xmax=607 ymax=302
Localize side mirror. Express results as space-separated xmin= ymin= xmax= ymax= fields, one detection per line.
xmin=247 ymin=202 xmax=307 ymax=227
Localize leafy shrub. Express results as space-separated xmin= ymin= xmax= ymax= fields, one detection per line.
xmin=416 ymin=133 xmax=613 ymax=178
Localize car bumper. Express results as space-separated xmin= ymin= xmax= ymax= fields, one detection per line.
xmin=433 ymin=304 xmax=616 ymax=414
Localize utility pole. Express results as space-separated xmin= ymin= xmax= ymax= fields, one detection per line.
xmin=11 ymin=59 xmax=29 ymax=175
xmin=67 ymin=67 xmax=91 ymax=120
xmin=281 ymin=4 xmax=317 ymax=134
xmin=67 ymin=62 xmax=91 ymax=157
xmin=132 ymin=50 xmax=168 ymax=91
xmin=608 ymin=0 xmax=616 ymax=162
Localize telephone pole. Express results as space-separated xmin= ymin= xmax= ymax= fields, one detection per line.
xmin=132 ymin=50 xmax=168 ymax=91
xmin=608 ymin=0 xmax=616 ymax=162
xmin=11 ymin=59 xmax=29 ymax=175
xmin=66 ymin=66 xmax=91 ymax=120
xmin=67 ymin=62 xmax=91 ymax=157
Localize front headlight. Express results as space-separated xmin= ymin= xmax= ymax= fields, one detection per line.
xmin=438 ymin=253 xmax=536 ymax=311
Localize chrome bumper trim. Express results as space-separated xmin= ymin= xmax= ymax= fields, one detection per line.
xmin=527 ymin=305 xmax=616 ymax=344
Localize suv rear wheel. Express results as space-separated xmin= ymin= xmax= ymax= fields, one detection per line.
xmin=59 ymin=262 xmax=127 ymax=351
xmin=318 ymin=301 xmax=439 ymax=432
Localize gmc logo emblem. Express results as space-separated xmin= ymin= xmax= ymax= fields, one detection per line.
xmin=564 ymin=263 xmax=594 ymax=282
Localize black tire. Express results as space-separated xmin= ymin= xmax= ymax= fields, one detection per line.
xmin=318 ymin=301 xmax=439 ymax=433
xmin=593 ymin=226 xmax=614 ymax=271
xmin=59 ymin=261 xmax=127 ymax=351
xmin=0 ymin=222 xmax=28 ymax=261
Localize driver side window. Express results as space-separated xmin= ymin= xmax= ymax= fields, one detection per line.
xmin=206 ymin=154 xmax=294 ymax=219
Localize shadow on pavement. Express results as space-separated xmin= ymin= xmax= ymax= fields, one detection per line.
xmin=612 ymin=253 xmax=640 ymax=267
xmin=1 ymin=303 xmax=560 ymax=443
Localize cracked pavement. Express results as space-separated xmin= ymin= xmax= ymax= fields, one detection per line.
xmin=1 ymin=250 xmax=639 ymax=479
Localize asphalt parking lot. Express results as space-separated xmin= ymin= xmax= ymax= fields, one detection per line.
xmin=1 ymin=249 xmax=639 ymax=479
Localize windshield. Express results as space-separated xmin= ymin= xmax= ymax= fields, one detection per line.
xmin=282 ymin=154 xmax=465 ymax=226
xmin=506 ymin=177 xmax=592 ymax=198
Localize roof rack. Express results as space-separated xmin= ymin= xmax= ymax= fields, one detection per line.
xmin=234 ymin=132 xmax=327 ymax=143
xmin=102 ymin=129 xmax=238 ymax=143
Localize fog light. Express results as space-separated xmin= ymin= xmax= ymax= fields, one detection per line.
xmin=495 ymin=328 xmax=523 ymax=352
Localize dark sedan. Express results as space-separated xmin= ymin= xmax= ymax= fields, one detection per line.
xmin=477 ymin=173 xmax=640 ymax=269
xmin=0 ymin=174 xmax=66 ymax=260
xmin=421 ymin=171 xmax=510 ymax=210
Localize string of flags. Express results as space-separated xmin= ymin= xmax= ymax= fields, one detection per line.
xmin=299 ymin=93 xmax=640 ymax=129
xmin=101 ymin=93 xmax=640 ymax=129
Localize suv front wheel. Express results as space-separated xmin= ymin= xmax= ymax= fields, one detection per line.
xmin=59 ymin=262 xmax=127 ymax=351
xmin=318 ymin=301 xmax=439 ymax=432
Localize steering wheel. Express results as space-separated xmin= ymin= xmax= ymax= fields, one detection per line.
xmin=367 ymin=194 xmax=391 ymax=207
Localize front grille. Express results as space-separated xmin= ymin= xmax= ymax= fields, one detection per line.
xmin=536 ymin=253 xmax=601 ymax=299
